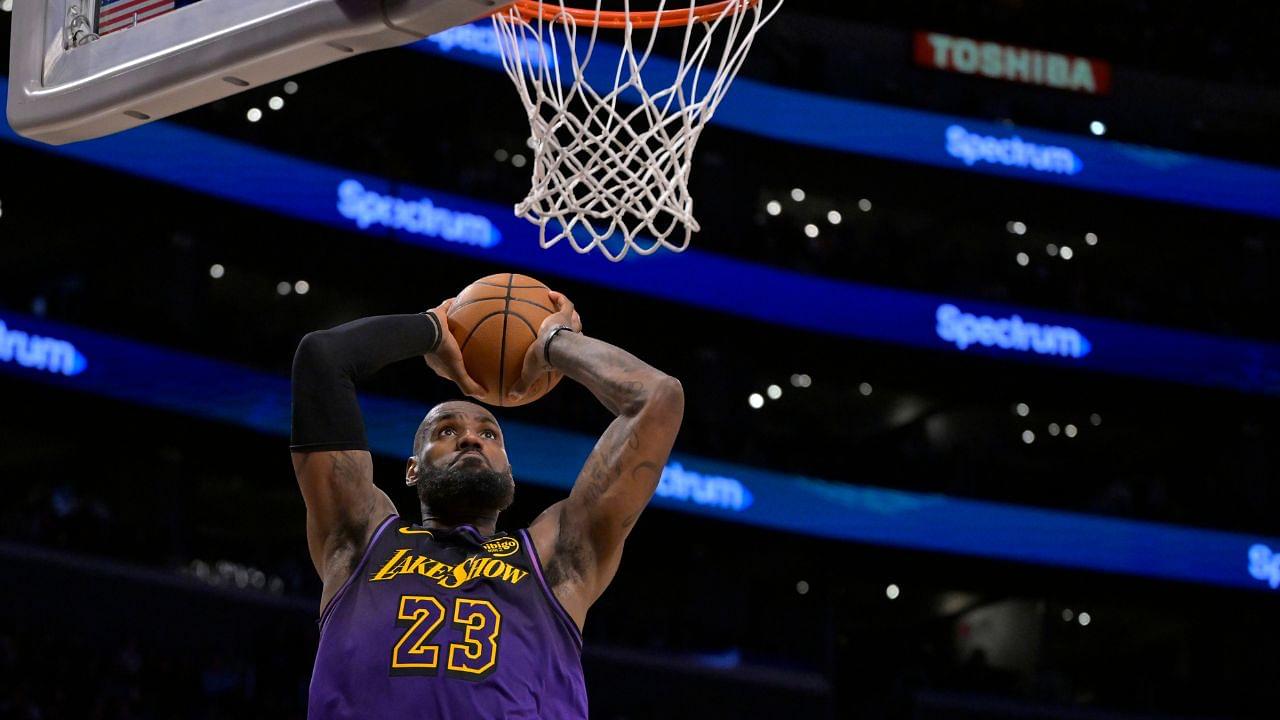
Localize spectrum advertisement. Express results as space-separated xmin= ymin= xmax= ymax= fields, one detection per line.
xmin=1 ymin=310 xmax=1276 ymax=592
xmin=2 ymin=93 xmax=1277 ymax=396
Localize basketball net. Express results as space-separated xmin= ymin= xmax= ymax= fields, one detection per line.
xmin=493 ymin=0 xmax=781 ymax=261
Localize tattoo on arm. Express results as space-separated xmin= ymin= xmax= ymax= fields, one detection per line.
xmin=551 ymin=333 xmax=659 ymax=418
xmin=620 ymin=462 xmax=661 ymax=529
xmin=546 ymin=332 xmax=684 ymax=602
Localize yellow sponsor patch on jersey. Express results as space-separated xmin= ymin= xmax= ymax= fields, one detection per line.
xmin=482 ymin=536 xmax=520 ymax=558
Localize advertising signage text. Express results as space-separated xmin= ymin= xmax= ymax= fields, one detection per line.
xmin=915 ymin=31 xmax=1112 ymax=95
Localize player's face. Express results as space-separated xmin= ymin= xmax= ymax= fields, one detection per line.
xmin=420 ymin=403 xmax=510 ymax=475
xmin=411 ymin=402 xmax=515 ymax=518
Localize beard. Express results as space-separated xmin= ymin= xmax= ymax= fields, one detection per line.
xmin=416 ymin=459 xmax=515 ymax=520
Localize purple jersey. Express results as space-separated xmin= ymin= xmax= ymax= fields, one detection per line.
xmin=308 ymin=514 xmax=587 ymax=719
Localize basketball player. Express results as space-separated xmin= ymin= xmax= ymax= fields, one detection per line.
xmin=291 ymin=291 xmax=684 ymax=718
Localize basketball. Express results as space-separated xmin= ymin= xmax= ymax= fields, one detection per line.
xmin=447 ymin=273 xmax=564 ymax=407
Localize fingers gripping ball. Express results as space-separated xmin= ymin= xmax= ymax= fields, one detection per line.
xmin=447 ymin=273 xmax=563 ymax=407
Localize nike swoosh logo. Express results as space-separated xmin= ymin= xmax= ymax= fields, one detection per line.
xmin=398 ymin=527 xmax=435 ymax=535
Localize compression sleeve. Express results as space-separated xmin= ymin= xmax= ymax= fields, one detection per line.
xmin=290 ymin=313 xmax=441 ymax=452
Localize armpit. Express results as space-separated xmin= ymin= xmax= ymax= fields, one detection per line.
xmin=544 ymin=523 xmax=590 ymax=591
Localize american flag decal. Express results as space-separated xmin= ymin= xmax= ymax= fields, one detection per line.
xmin=97 ymin=0 xmax=202 ymax=37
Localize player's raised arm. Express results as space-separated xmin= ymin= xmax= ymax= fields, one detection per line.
xmin=290 ymin=300 xmax=482 ymax=608
xmin=513 ymin=293 xmax=684 ymax=626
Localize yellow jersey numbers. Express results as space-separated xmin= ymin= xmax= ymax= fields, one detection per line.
xmin=391 ymin=594 xmax=503 ymax=681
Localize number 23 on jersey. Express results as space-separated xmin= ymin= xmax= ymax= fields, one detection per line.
xmin=391 ymin=594 xmax=503 ymax=681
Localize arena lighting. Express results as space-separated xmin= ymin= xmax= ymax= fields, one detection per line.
xmin=414 ymin=29 xmax=1280 ymax=221
xmin=766 ymin=201 xmax=782 ymax=216
xmin=748 ymin=393 xmax=764 ymax=409
xmin=766 ymin=384 xmax=782 ymax=400
xmin=1062 ymin=608 xmax=1074 ymax=622
xmin=1065 ymin=424 xmax=1078 ymax=438
xmin=294 ymin=280 xmax=311 ymax=295
xmin=1090 ymin=121 xmax=1107 ymax=136
xmin=790 ymin=188 xmax=806 ymax=202
xmin=512 ymin=154 xmax=528 ymax=168
xmin=1022 ymin=430 xmax=1035 ymax=444
xmin=209 ymin=264 xmax=225 ymax=279
xmin=1078 ymin=611 xmax=1092 ymax=626
xmin=0 ymin=0 xmax=11 ymax=12
xmin=494 ymin=149 xmax=509 ymax=162
xmin=5 ymin=310 xmax=1279 ymax=590
xmin=1090 ymin=413 xmax=1103 ymax=426
xmin=276 ymin=281 xmax=291 ymax=296
xmin=268 ymin=96 xmax=285 ymax=111
xmin=1016 ymin=252 xmax=1030 ymax=266
xmin=1060 ymin=245 xmax=1074 ymax=260
xmin=886 ymin=584 xmax=901 ymax=600
xmin=827 ymin=210 xmax=842 ymax=225
xmin=1015 ymin=403 xmax=1030 ymax=416
xmin=1085 ymin=232 xmax=1099 ymax=246
xmin=247 ymin=108 xmax=263 ymax=123
xmin=1048 ymin=423 xmax=1060 ymax=436
xmin=7 ymin=103 xmax=1280 ymax=396
xmin=804 ymin=224 xmax=819 ymax=238
xmin=283 ymin=81 xmax=299 ymax=95
xmin=1008 ymin=220 xmax=1027 ymax=235
xmin=796 ymin=581 xmax=810 ymax=595
xmin=858 ymin=382 xmax=873 ymax=396
xmin=858 ymin=198 xmax=872 ymax=212
xmin=187 ymin=559 xmax=286 ymax=594
xmin=1046 ymin=243 xmax=1059 ymax=257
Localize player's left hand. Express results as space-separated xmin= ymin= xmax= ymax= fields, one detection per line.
xmin=506 ymin=291 xmax=581 ymax=403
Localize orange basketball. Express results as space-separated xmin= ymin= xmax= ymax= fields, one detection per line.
xmin=447 ymin=273 xmax=564 ymax=407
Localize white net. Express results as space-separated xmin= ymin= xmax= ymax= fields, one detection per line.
xmin=493 ymin=0 xmax=781 ymax=261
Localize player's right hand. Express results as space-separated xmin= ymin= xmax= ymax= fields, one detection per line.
xmin=505 ymin=291 xmax=582 ymax=403
xmin=424 ymin=298 xmax=486 ymax=399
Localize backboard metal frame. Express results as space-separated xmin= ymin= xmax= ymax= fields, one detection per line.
xmin=8 ymin=0 xmax=501 ymax=145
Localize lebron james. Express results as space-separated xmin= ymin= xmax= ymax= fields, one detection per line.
xmin=291 ymin=291 xmax=684 ymax=718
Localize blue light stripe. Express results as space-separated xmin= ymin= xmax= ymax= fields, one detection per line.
xmin=2 ymin=78 xmax=1277 ymax=396
xmin=2 ymin=309 xmax=1276 ymax=592
xmin=416 ymin=24 xmax=1280 ymax=221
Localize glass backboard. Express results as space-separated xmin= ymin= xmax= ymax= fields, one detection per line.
xmin=7 ymin=0 xmax=499 ymax=145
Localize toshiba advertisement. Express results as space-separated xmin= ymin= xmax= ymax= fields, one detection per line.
xmin=914 ymin=31 xmax=1113 ymax=95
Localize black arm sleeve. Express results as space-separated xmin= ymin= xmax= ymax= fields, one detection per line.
xmin=290 ymin=312 xmax=441 ymax=452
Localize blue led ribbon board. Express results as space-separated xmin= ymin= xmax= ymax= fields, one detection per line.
xmin=2 ymin=310 xmax=1277 ymax=592
xmin=3 ymin=93 xmax=1277 ymax=396
xmin=418 ymin=23 xmax=1280 ymax=222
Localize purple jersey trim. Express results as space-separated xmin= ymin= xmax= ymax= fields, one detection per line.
xmin=518 ymin=527 xmax=584 ymax=650
xmin=316 ymin=512 xmax=399 ymax=632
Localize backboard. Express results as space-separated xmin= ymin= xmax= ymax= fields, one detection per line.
xmin=7 ymin=0 xmax=500 ymax=145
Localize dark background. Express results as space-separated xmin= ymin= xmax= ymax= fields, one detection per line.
xmin=1 ymin=1 xmax=1278 ymax=718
